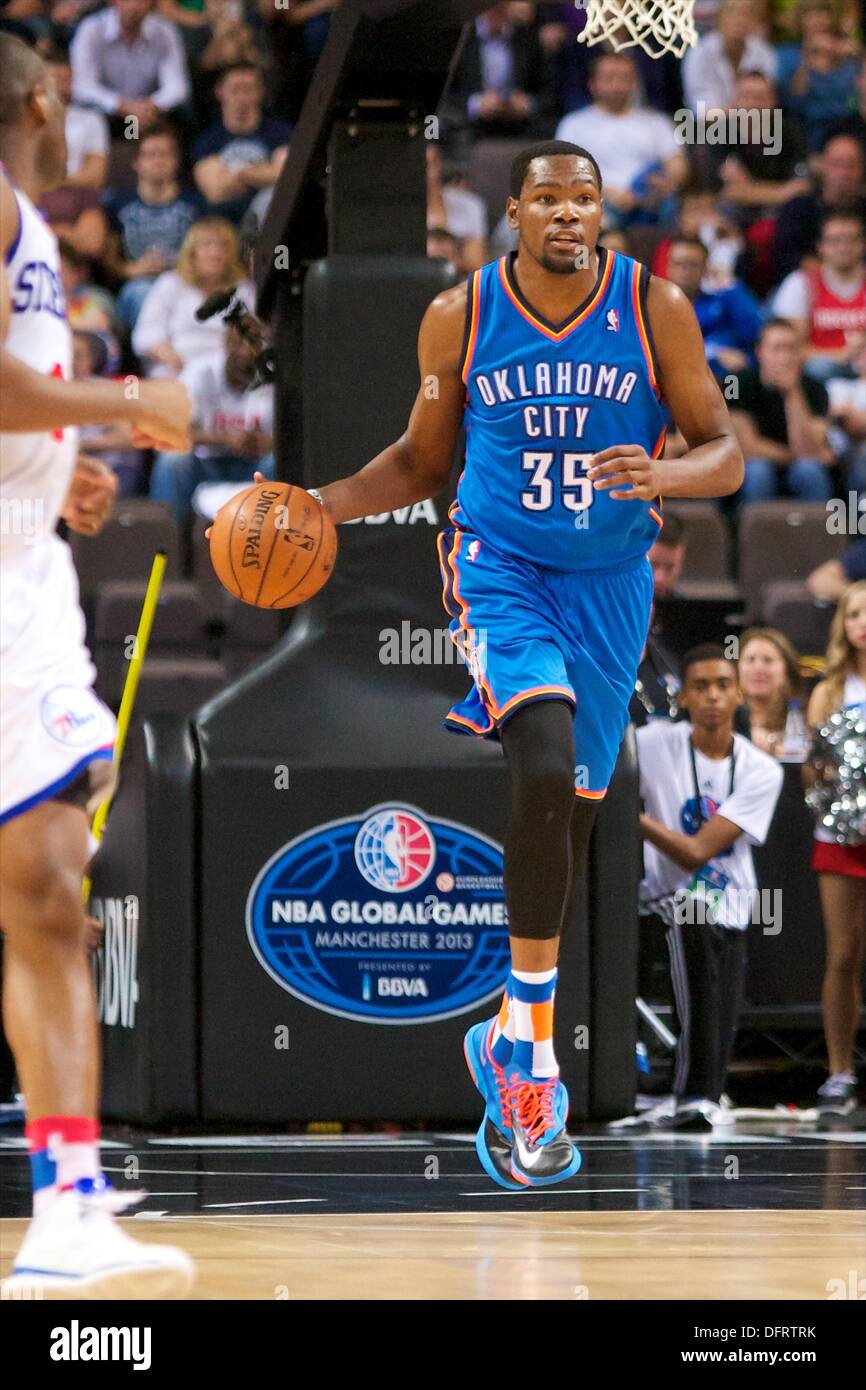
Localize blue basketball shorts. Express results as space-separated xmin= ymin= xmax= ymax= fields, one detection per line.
xmin=436 ymin=527 xmax=654 ymax=800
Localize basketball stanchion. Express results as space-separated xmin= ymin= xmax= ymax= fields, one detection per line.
xmin=82 ymin=548 xmax=167 ymax=904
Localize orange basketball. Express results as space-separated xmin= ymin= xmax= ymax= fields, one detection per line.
xmin=209 ymin=482 xmax=337 ymax=609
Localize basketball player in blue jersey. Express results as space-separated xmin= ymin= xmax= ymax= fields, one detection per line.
xmin=308 ymin=140 xmax=744 ymax=1188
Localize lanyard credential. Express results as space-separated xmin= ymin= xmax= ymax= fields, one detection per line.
xmin=688 ymin=734 xmax=735 ymax=825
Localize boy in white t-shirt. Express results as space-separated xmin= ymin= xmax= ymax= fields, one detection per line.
xmin=636 ymin=644 xmax=784 ymax=1129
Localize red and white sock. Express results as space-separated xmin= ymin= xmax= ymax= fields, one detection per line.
xmin=26 ymin=1116 xmax=100 ymax=1216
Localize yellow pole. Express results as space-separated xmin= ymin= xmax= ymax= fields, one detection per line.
xmin=82 ymin=549 xmax=167 ymax=903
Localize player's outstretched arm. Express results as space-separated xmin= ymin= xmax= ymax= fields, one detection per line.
xmin=317 ymin=283 xmax=468 ymax=525
xmin=587 ymin=276 xmax=744 ymax=502
xmin=0 ymin=182 xmax=192 ymax=452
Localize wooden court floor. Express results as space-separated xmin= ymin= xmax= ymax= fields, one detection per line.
xmin=2 ymin=1208 xmax=862 ymax=1299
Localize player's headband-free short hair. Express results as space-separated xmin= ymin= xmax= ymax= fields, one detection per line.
xmin=510 ymin=142 xmax=603 ymax=201
xmin=681 ymin=644 xmax=737 ymax=681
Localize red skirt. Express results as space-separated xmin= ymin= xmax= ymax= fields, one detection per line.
xmin=811 ymin=839 xmax=866 ymax=878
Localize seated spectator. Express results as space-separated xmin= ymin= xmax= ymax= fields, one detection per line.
xmin=438 ymin=1 xmax=555 ymax=146
xmin=132 ymin=216 xmax=253 ymax=375
xmin=738 ymin=627 xmax=808 ymax=759
xmin=630 ymin=515 xmax=687 ymax=726
xmin=808 ymin=528 xmax=866 ymax=598
xmin=636 ymin=644 xmax=783 ymax=1129
xmin=803 ymin=579 xmax=866 ymax=1113
xmin=773 ymin=133 xmax=866 ymax=280
xmin=103 ymin=122 xmax=202 ymax=327
xmin=556 ymin=52 xmax=687 ymax=229
xmin=653 ymin=186 xmax=744 ymax=288
xmin=192 ymin=60 xmax=291 ymax=222
xmin=707 ymin=72 xmax=810 ymax=216
xmin=682 ymin=0 xmax=777 ymax=113
xmin=730 ymin=317 xmax=833 ymax=503
xmin=71 ymin=329 xmax=145 ymax=495
xmin=70 ymin=0 xmax=190 ymax=130
xmin=776 ymin=0 xmax=862 ymax=150
xmin=662 ymin=235 xmax=762 ymax=377
xmin=772 ymin=211 xmax=866 ymax=382
xmin=826 ymin=339 xmax=866 ymax=490
xmin=149 ymin=321 xmax=274 ymax=520
xmin=426 ymin=145 xmax=488 ymax=273
xmin=44 ymin=42 xmax=109 ymax=190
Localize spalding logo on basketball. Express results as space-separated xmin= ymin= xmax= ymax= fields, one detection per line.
xmin=246 ymin=803 xmax=510 ymax=1023
xmin=354 ymin=809 xmax=435 ymax=894
xmin=209 ymin=482 xmax=337 ymax=609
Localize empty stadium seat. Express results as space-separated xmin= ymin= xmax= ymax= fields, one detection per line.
xmin=761 ymin=581 xmax=835 ymax=656
xmin=663 ymin=501 xmax=734 ymax=583
xmin=71 ymin=501 xmax=180 ymax=602
xmin=92 ymin=580 xmax=212 ymax=707
xmin=738 ymin=501 xmax=844 ymax=621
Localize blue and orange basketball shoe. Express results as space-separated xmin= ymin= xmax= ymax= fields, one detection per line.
xmin=507 ymin=1064 xmax=582 ymax=1188
xmin=463 ymin=1019 xmax=522 ymax=1191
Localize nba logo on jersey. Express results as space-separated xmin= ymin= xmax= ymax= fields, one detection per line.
xmin=467 ymin=539 xmax=481 ymax=562
xmin=606 ymin=309 xmax=619 ymax=332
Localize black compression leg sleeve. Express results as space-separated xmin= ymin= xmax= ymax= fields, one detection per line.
xmin=500 ymin=700 xmax=577 ymax=941
xmin=558 ymin=797 xmax=601 ymax=946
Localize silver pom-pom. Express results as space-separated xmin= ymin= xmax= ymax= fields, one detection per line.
xmin=805 ymin=706 xmax=866 ymax=846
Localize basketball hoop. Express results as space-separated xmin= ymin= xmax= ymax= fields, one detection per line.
xmin=576 ymin=0 xmax=698 ymax=60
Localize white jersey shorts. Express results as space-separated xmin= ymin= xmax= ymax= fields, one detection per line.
xmin=0 ymin=534 xmax=116 ymax=826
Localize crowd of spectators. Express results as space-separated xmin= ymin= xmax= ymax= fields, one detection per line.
xmin=2 ymin=0 xmax=861 ymax=531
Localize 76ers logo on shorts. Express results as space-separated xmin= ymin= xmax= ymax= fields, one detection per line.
xmin=40 ymin=686 xmax=102 ymax=746
xmin=354 ymin=808 xmax=435 ymax=893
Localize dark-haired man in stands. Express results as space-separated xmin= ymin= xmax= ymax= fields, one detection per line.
xmin=192 ymin=61 xmax=291 ymax=223
xmin=70 ymin=0 xmax=190 ymax=132
xmin=438 ymin=1 xmax=555 ymax=145
xmin=773 ymin=133 xmax=866 ymax=280
xmin=729 ymin=317 xmax=833 ymax=504
xmin=635 ymin=644 xmax=783 ymax=1129
xmin=103 ymin=122 xmax=201 ymax=327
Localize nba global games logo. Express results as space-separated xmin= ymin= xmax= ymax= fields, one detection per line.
xmin=246 ymin=803 xmax=510 ymax=1023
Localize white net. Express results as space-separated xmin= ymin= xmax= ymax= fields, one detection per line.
xmin=577 ymin=0 xmax=698 ymax=60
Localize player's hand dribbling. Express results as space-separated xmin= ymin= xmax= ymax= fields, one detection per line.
xmin=587 ymin=445 xmax=664 ymax=501
xmin=130 ymin=380 xmax=193 ymax=452
xmin=61 ymin=454 xmax=118 ymax=535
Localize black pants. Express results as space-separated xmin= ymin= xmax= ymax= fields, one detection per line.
xmin=651 ymin=913 xmax=748 ymax=1102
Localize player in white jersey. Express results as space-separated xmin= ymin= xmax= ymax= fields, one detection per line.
xmin=0 ymin=34 xmax=195 ymax=1298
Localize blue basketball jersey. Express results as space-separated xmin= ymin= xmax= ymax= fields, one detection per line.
xmin=451 ymin=248 xmax=667 ymax=572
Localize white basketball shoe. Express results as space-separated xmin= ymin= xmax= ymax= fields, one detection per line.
xmin=1 ymin=1177 xmax=195 ymax=1300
